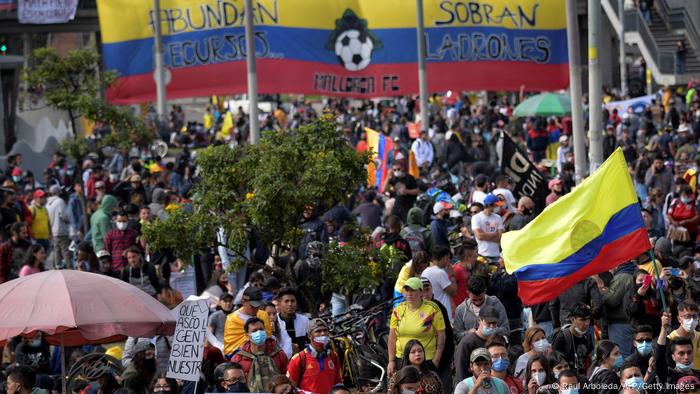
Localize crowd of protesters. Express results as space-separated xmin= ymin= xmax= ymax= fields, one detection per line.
xmin=3 ymin=83 xmax=700 ymax=394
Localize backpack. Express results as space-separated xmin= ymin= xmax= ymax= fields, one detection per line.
xmin=551 ymin=324 xmax=591 ymax=373
xmin=237 ymin=349 xmax=281 ymax=392
xmin=401 ymin=226 xmax=426 ymax=253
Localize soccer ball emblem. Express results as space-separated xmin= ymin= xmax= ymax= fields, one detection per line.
xmin=334 ymin=29 xmax=373 ymax=71
xmin=326 ymin=9 xmax=382 ymax=72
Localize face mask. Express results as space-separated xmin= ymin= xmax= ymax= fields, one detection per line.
xmin=394 ymin=171 xmax=404 ymax=178
xmin=116 ymin=222 xmax=128 ymax=231
xmin=553 ymin=371 xmax=561 ymax=380
xmin=561 ymin=390 xmax=578 ymax=394
xmin=683 ymin=318 xmax=698 ymax=332
xmin=613 ymin=354 xmax=624 ymax=369
xmin=227 ymin=382 xmax=249 ymax=393
xmin=12 ymin=176 xmax=21 ymax=183
xmin=481 ymin=326 xmax=495 ymax=337
xmin=682 ymin=197 xmax=693 ymax=204
xmin=533 ymin=338 xmax=550 ymax=353
xmin=624 ymin=376 xmax=644 ymax=390
xmin=535 ymin=371 xmax=546 ymax=386
xmin=314 ymin=335 xmax=329 ymax=346
xmin=492 ymin=357 xmax=510 ymax=372
xmin=574 ymin=326 xmax=587 ymax=335
xmin=250 ymin=330 xmax=267 ymax=345
xmin=31 ymin=338 xmax=41 ymax=347
xmin=677 ymin=361 xmax=694 ymax=372
xmin=636 ymin=341 xmax=652 ymax=356
xmin=401 ymin=389 xmax=415 ymax=394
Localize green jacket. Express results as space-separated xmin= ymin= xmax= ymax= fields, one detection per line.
xmin=90 ymin=195 xmax=118 ymax=252
xmin=603 ymin=271 xmax=634 ymax=323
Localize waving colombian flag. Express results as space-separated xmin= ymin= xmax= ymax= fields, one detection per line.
xmin=502 ymin=148 xmax=651 ymax=305
xmin=365 ymin=127 xmax=393 ymax=192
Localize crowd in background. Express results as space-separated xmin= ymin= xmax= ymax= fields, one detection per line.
xmin=3 ymin=82 xmax=700 ymax=394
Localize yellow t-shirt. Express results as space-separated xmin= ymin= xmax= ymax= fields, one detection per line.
xmin=223 ymin=308 xmax=272 ymax=356
xmin=31 ymin=206 xmax=50 ymax=240
xmin=390 ymin=300 xmax=445 ymax=360
xmin=668 ymin=329 xmax=700 ymax=367
xmin=394 ymin=262 xmax=412 ymax=293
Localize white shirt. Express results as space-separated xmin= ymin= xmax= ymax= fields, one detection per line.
xmin=471 ymin=211 xmax=504 ymax=257
xmin=471 ymin=190 xmax=487 ymax=205
xmin=411 ymin=139 xmax=434 ymax=167
xmin=421 ymin=265 xmax=453 ymax=322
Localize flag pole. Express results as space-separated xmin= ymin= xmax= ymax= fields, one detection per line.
xmin=415 ymin=0 xmax=429 ymax=133
xmin=647 ymin=250 xmax=668 ymax=312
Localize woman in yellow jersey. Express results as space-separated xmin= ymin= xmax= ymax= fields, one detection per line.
xmin=387 ymin=277 xmax=445 ymax=377
xmin=393 ymin=251 xmax=429 ymax=306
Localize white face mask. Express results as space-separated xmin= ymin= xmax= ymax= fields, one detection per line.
xmin=313 ymin=335 xmax=329 ymax=346
xmin=401 ymin=389 xmax=415 ymax=394
xmin=533 ymin=338 xmax=550 ymax=353
xmin=535 ymin=371 xmax=546 ymax=386
xmin=574 ymin=326 xmax=587 ymax=335
xmin=116 ymin=222 xmax=128 ymax=231
xmin=683 ymin=317 xmax=699 ymax=332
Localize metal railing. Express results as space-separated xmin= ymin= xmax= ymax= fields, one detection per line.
xmin=655 ymin=0 xmax=700 ymax=53
xmin=624 ymin=8 xmax=677 ymax=74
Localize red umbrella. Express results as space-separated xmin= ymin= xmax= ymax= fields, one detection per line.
xmin=0 ymin=269 xmax=176 ymax=345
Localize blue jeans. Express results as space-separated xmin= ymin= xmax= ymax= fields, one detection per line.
xmin=608 ymin=323 xmax=634 ymax=359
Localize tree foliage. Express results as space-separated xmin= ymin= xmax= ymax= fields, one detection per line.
xmin=21 ymin=47 xmax=154 ymax=161
xmin=144 ymin=115 xmax=393 ymax=308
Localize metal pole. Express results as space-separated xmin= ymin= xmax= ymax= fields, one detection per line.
xmin=618 ymin=0 xmax=628 ymax=97
xmin=588 ymin=0 xmax=603 ymax=173
xmin=61 ymin=333 xmax=66 ymax=394
xmin=153 ymin=0 xmax=167 ymax=121
xmin=416 ymin=0 xmax=429 ymax=133
xmin=244 ymin=0 xmax=260 ymax=144
xmin=566 ymin=0 xmax=587 ymax=184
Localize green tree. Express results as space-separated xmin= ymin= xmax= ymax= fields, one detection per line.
xmin=143 ymin=115 xmax=387 ymax=313
xmin=21 ymin=47 xmax=154 ymax=162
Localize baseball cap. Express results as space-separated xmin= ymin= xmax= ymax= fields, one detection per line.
xmin=548 ymin=178 xmax=563 ymax=190
xmin=420 ymin=277 xmax=431 ymax=287
xmin=307 ymin=318 xmax=328 ymax=335
xmin=679 ymin=124 xmax=690 ymax=133
xmin=559 ymin=135 xmax=569 ymax=143
xmin=11 ymin=167 xmax=22 ymax=176
xmin=96 ymin=250 xmax=111 ymax=259
xmin=479 ymin=306 xmax=500 ymax=323
xmin=433 ymin=201 xmax=453 ymax=214
xmin=49 ymin=185 xmax=61 ymax=195
xmin=483 ymin=194 xmax=504 ymax=207
xmin=470 ymin=348 xmax=491 ymax=363
xmin=654 ymin=237 xmax=672 ymax=256
xmin=242 ymin=287 xmax=265 ymax=308
xmin=133 ymin=341 xmax=154 ymax=354
xmin=33 ymin=189 xmax=46 ymax=199
xmin=404 ymin=277 xmax=422 ymax=291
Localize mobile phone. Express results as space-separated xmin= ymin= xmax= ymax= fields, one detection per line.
xmin=671 ymin=268 xmax=681 ymax=277
xmin=643 ymin=274 xmax=653 ymax=286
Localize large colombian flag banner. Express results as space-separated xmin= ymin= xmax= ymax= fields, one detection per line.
xmin=97 ymin=0 xmax=569 ymax=104
xmin=502 ymin=149 xmax=651 ymax=305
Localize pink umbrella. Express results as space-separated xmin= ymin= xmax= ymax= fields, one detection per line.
xmin=0 ymin=270 xmax=177 ymax=393
xmin=0 ymin=270 xmax=175 ymax=345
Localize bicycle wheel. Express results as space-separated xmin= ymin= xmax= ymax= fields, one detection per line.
xmin=344 ymin=349 xmax=361 ymax=388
